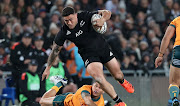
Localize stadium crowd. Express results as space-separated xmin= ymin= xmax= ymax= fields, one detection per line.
xmin=0 ymin=0 xmax=179 ymax=105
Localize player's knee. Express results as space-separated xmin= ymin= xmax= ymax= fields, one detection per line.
xmin=87 ymin=63 xmax=105 ymax=83
xmin=87 ymin=66 xmax=101 ymax=78
xmin=94 ymin=74 xmax=106 ymax=84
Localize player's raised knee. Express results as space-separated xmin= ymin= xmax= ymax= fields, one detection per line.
xmin=94 ymin=75 xmax=106 ymax=84
xmin=87 ymin=66 xmax=101 ymax=77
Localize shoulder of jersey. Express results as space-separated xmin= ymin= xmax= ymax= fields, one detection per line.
xmin=60 ymin=26 xmax=67 ymax=35
xmin=62 ymin=25 xmax=67 ymax=31
xmin=82 ymin=85 xmax=92 ymax=89
xmin=21 ymin=72 xmax=27 ymax=80
xmin=175 ymin=16 xmax=180 ymax=21
xmin=77 ymin=12 xmax=83 ymax=17
xmin=77 ymin=12 xmax=87 ymax=21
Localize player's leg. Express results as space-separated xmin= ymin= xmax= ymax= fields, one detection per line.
xmin=104 ymin=57 xmax=134 ymax=93
xmin=169 ymin=65 xmax=180 ymax=106
xmin=40 ymin=77 xmax=68 ymax=106
xmin=101 ymin=47 xmax=134 ymax=93
xmin=87 ymin=62 xmax=124 ymax=104
xmin=40 ymin=94 xmax=55 ymax=106
xmin=40 ymin=90 xmax=70 ymax=106
xmin=169 ymin=46 xmax=180 ymax=106
xmin=40 ymin=83 xmax=63 ymax=106
xmin=104 ymin=57 xmax=124 ymax=80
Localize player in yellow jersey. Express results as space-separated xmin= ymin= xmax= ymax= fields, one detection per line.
xmin=40 ymin=76 xmax=126 ymax=106
xmin=155 ymin=16 xmax=180 ymax=106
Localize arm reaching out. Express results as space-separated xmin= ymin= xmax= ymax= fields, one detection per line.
xmin=155 ymin=26 xmax=175 ymax=68
xmin=81 ymin=91 xmax=97 ymax=106
xmin=98 ymin=10 xmax=111 ymax=21
xmin=94 ymin=10 xmax=111 ymax=27
xmin=42 ymin=43 xmax=62 ymax=81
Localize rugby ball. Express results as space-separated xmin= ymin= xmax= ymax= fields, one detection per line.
xmin=91 ymin=14 xmax=107 ymax=34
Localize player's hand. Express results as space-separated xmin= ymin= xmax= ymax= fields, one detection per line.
xmin=93 ymin=18 xmax=105 ymax=27
xmin=42 ymin=67 xmax=50 ymax=81
xmin=155 ymin=56 xmax=163 ymax=68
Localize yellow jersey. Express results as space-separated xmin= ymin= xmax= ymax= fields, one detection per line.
xmin=64 ymin=85 xmax=104 ymax=106
xmin=170 ymin=16 xmax=180 ymax=47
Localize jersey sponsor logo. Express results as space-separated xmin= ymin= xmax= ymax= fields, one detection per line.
xmin=172 ymin=91 xmax=177 ymax=97
xmin=80 ymin=20 xmax=85 ymax=27
xmin=110 ymin=51 xmax=113 ymax=56
xmin=66 ymin=30 xmax=71 ymax=35
xmin=76 ymin=30 xmax=83 ymax=37
xmin=85 ymin=59 xmax=89 ymax=67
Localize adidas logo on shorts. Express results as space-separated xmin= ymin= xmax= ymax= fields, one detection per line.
xmin=110 ymin=51 xmax=113 ymax=56
xmin=85 ymin=59 xmax=89 ymax=67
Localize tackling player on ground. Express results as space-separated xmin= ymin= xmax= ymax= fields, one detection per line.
xmin=42 ymin=6 xmax=134 ymax=105
xmin=40 ymin=77 xmax=123 ymax=106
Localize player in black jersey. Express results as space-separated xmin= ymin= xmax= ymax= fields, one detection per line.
xmin=42 ymin=6 xmax=134 ymax=106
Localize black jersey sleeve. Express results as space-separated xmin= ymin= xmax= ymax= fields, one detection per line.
xmin=78 ymin=11 xmax=98 ymax=22
xmin=54 ymin=28 xmax=66 ymax=46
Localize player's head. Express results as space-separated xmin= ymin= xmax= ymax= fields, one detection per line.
xmin=62 ymin=6 xmax=77 ymax=29
xmin=92 ymin=82 xmax=104 ymax=97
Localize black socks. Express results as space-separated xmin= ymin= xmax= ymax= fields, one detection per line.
xmin=118 ymin=79 xmax=124 ymax=84
xmin=113 ymin=95 xmax=122 ymax=103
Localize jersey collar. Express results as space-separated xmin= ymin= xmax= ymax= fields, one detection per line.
xmin=91 ymin=95 xmax=101 ymax=102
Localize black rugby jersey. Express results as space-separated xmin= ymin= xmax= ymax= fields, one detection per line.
xmin=54 ymin=11 xmax=108 ymax=55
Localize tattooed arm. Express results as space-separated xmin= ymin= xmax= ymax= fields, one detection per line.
xmin=42 ymin=43 xmax=63 ymax=81
xmin=81 ymin=91 xmax=97 ymax=106
xmin=47 ymin=43 xmax=62 ymax=67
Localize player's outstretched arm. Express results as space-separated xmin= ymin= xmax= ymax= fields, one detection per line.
xmin=93 ymin=10 xmax=111 ymax=27
xmin=155 ymin=26 xmax=175 ymax=68
xmin=42 ymin=43 xmax=63 ymax=81
xmin=39 ymin=89 xmax=56 ymax=106
xmin=98 ymin=10 xmax=111 ymax=21
xmin=81 ymin=92 xmax=97 ymax=106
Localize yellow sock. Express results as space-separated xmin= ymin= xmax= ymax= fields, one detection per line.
xmin=51 ymin=86 xmax=62 ymax=93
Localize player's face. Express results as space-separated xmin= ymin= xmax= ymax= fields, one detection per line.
xmin=92 ymin=82 xmax=104 ymax=97
xmin=63 ymin=14 xmax=78 ymax=29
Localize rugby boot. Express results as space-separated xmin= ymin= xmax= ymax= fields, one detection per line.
xmin=119 ymin=79 xmax=134 ymax=93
